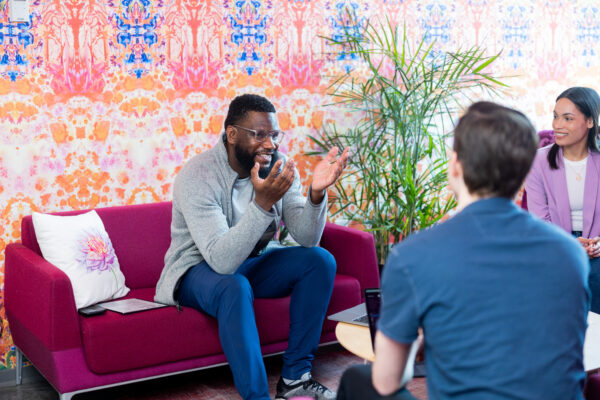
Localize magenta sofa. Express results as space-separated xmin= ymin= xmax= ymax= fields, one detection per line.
xmin=520 ymin=129 xmax=555 ymax=211
xmin=4 ymin=201 xmax=380 ymax=400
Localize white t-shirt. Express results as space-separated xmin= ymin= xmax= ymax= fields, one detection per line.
xmin=232 ymin=177 xmax=254 ymax=226
xmin=564 ymin=157 xmax=587 ymax=232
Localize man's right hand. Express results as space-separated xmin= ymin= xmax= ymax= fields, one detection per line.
xmin=251 ymin=159 xmax=295 ymax=211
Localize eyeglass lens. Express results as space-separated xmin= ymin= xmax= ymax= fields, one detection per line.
xmin=255 ymin=131 xmax=282 ymax=142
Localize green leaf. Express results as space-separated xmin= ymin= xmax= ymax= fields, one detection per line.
xmin=308 ymin=14 xmax=505 ymax=263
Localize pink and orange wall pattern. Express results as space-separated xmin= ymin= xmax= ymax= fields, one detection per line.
xmin=0 ymin=0 xmax=597 ymax=370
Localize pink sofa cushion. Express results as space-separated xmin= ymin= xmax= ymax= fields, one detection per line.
xmin=80 ymin=275 xmax=361 ymax=374
xmin=21 ymin=202 xmax=173 ymax=290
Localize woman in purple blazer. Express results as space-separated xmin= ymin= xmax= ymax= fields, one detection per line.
xmin=525 ymin=86 xmax=600 ymax=312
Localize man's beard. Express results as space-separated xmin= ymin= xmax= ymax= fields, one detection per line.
xmin=234 ymin=143 xmax=276 ymax=179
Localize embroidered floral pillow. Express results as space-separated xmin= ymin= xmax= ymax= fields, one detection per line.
xmin=32 ymin=210 xmax=130 ymax=309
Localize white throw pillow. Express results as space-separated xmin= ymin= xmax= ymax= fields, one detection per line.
xmin=32 ymin=210 xmax=130 ymax=309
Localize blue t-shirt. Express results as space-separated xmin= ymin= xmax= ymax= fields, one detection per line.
xmin=379 ymin=198 xmax=589 ymax=400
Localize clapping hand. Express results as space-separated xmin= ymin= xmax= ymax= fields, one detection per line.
xmin=310 ymin=147 xmax=350 ymax=203
xmin=251 ymin=159 xmax=296 ymax=211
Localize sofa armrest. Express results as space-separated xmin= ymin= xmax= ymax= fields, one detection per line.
xmin=320 ymin=222 xmax=380 ymax=299
xmin=5 ymin=243 xmax=82 ymax=351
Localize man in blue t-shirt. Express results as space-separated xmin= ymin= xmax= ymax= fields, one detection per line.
xmin=337 ymin=102 xmax=589 ymax=400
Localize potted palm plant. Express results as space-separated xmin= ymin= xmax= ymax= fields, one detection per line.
xmin=310 ymin=17 xmax=504 ymax=264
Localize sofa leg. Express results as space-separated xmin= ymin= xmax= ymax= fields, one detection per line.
xmin=15 ymin=347 xmax=22 ymax=385
xmin=59 ymin=393 xmax=73 ymax=400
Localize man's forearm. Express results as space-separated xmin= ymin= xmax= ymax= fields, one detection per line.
xmin=283 ymin=187 xmax=327 ymax=247
xmin=310 ymin=187 xmax=325 ymax=204
xmin=372 ymin=331 xmax=411 ymax=396
xmin=195 ymin=202 xmax=274 ymax=274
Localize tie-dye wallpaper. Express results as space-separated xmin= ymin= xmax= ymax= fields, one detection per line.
xmin=0 ymin=0 xmax=598 ymax=370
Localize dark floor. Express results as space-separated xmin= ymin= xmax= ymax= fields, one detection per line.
xmin=0 ymin=344 xmax=428 ymax=400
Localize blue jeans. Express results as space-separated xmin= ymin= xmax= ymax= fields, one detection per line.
xmin=590 ymin=258 xmax=600 ymax=313
xmin=572 ymin=231 xmax=600 ymax=313
xmin=177 ymin=246 xmax=336 ymax=400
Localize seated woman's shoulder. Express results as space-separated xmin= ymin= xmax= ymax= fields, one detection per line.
xmin=537 ymin=143 xmax=554 ymax=154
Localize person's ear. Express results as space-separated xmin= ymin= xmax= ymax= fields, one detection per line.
xmin=449 ymin=152 xmax=461 ymax=178
xmin=225 ymin=125 xmax=237 ymax=145
xmin=587 ymin=118 xmax=594 ymax=129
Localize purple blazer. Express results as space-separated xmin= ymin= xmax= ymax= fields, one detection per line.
xmin=525 ymin=144 xmax=600 ymax=238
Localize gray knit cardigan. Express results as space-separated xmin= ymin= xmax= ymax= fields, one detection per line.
xmin=154 ymin=137 xmax=327 ymax=305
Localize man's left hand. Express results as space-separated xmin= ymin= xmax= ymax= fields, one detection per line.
xmin=310 ymin=146 xmax=349 ymax=203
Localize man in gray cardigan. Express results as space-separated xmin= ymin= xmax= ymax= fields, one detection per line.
xmin=155 ymin=94 xmax=348 ymax=400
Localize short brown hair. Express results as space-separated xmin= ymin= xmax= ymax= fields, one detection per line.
xmin=453 ymin=101 xmax=538 ymax=198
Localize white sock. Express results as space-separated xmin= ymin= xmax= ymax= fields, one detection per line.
xmin=283 ymin=371 xmax=311 ymax=385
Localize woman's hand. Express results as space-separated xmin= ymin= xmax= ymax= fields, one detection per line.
xmin=588 ymin=237 xmax=600 ymax=259
xmin=578 ymin=236 xmax=600 ymax=259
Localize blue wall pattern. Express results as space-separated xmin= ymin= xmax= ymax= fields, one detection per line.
xmin=0 ymin=3 xmax=35 ymax=81
xmin=226 ymin=0 xmax=272 ymax=75
xmin=500 ymin=3 xmax=532 ymax=70
xmin=420 ymin=2 xmax=453 ymax=46
xmin=576 ymin=5 xmax=600 ymax=67
xmin=113 ymin=0 xmax=161 ymax=78
xmin=326 ymin=0 xmax=366 ymax=72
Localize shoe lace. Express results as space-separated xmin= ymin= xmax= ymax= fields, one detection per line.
xmin=303 ymin=378 xmax=330 ymax=395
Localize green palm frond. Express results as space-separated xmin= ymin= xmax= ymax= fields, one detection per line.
xmin=312 ymin=14 xmax=504 ymax=263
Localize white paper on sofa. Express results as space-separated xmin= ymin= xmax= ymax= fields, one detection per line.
xmin=32 ymin=210 xmax=130 ymax=309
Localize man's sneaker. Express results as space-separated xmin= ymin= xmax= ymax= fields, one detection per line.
xmin=275 ymin=375 xmax=336 ymax=399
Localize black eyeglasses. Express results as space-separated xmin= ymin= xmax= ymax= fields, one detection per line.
xmin=233 ymin=125 xmax=285 ymax=144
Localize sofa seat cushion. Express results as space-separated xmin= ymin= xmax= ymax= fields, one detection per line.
xmin=321 ymin=274 xmax=361 ymax=333
xmin=80 ymin=274 xmax=361 ymax=374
